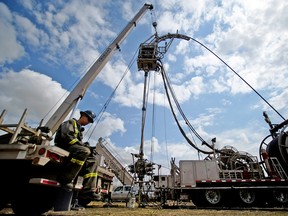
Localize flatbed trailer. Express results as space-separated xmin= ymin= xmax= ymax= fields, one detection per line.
xmin=155 ymin=148 xmax=288 ymax=208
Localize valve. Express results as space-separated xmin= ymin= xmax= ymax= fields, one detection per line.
xmin=145 ymin=162 xmax=155 ymax=175
xmin=128 ymin=164 xmax=136 ymax=173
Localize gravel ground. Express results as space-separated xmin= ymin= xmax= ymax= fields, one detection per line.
xmin=1 ymin=202 xmax=287 ymax=216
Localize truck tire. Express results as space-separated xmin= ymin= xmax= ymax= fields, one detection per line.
xmin=0 ymin=191 xmax=9 ymax=211
xmin=190 ymin=190 xmax=206 ymax=207
xmin=203 ymin=189 xmax=223 ymax=207
xmin=0 ymin=200 xmax=7 ymax=212
xmin=271 ymin=189 xmax=288 ymax=207
xmin=238 ymin=188 xmax=256 ymax=206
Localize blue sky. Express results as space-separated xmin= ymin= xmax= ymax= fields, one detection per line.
xmin=1 ymin=0 xmax=288 ymax=175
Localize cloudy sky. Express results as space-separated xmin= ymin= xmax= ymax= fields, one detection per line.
xmin=1 ymin=0 xmax=288 ymax=175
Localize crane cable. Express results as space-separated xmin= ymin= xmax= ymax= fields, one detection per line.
xmin=152 ymin=33 xmax=285 ymax=155
xmin=160 ymin=62 xmax=214 ymax=154
xmin=163 ymin=96 xmax=171 ymax=168
xmin=189 ymin=37 xmax=286 ymax=121
xmin=101 ymin=138 xmax=131 ymax=168
xmin=86 ymin=47 xmax=140 ymax=141
xmin=161 ymin=61 xmax=207 ymax=144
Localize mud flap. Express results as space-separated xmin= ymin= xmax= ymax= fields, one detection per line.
xmin=53 ymin=188 xmax=74 ymax=211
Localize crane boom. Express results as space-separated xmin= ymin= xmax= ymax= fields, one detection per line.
xmin=0 ymin=4 xmax=153 ymax=214
xmin=96 ymin=138 xmax=133 ymax=185
xmin=45 ymin=3 xmax=153 ymax=133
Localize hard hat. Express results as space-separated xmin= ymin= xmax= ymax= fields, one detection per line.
xmin=80 ymin=110 xmax=96 ymax=123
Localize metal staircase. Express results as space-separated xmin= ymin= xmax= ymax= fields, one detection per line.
xmin=270 ymin=157 xmax=288 ymax=179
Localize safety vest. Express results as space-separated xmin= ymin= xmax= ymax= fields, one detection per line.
xmin=55 ymin=119 xmax=80 ymax=146
xmin=68 ymin=119 xmax=79 ymax=145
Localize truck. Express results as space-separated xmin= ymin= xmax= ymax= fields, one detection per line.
xmin=0 ymin=3 xmax=153 ymax=215
xmin=93 ymin=137 xmax=160 ymax=205
xmin=77 ymin=137 xmax=134 ymax=206
xmin=95 ymin=137 xmax=134 ymax=186
xmin=135 ymin=32 xmax=288 ymax=208
xmin=153 ymin=118 xmax=288 ymax=208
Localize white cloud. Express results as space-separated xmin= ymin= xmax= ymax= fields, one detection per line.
xmin=167 ymin=53 xmax=176 ymax=62
xmin=89 ymin=112 xmax=126 ymax=141
xmin=14 ymin=15 xmax=43 ymax=47
xmin=0 ymin=3 xmax=25 ymax=65
xmin=156 ymin=11 xmax=181 ymax=33
xmin=175 ymin=39 xmax=190 ymax=55
xmin=19 ymin=0 xmax=34 ymax=10
xmin=165 ymin=142 xmax=196 ymax=159
xmin=214 ymin=124 xmax=267 ymax=158
xmin=1 ymin=0 xmax=288 ymax=179
xmin=13 ymin=1 xmax=116 ymax=72
xmin=0 ymin=69 xmax=68 ymax=125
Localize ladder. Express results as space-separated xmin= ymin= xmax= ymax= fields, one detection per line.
xmin=270 ymin=157 xmax=288 ymax=179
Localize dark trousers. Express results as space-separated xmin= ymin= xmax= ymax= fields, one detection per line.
xmin=59 ymin=144 xmax=91 ymax=183
xmin=79 ymin=155 xmax=98 ymax=193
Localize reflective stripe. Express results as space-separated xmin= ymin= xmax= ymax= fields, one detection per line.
xmin=70 ymin=157 xmax=85 ymax=166
xmin=69 ymin=138 xmax=78 ymax=145
xmin=69 ymin=120 xmax=79 ymax=145
xmin=83 ymin=172 xmax=98 ymax=179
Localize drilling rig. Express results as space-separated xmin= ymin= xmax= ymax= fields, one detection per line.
xmin=135 ymin=30 xmax=288 ymax=208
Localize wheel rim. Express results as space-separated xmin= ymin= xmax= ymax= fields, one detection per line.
xmin=205 ymin=189 xmax=221 ymax=205
xmin=239 ymin=189 xmax=255 ymax=204
xmin=273 ymin=190 xmax=288 ymax=203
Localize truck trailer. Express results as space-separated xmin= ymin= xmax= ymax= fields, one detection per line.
xmin=153 ymin=113 xmax=288 ymax=208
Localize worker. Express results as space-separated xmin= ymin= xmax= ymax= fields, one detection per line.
xmin=54 ymin=110 xmax=101 ymax=201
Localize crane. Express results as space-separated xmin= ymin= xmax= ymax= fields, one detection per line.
xmin=0 ymin=3 xmax=153 ymax=215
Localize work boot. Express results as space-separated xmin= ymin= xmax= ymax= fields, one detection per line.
xmin=71 ymin=199 xmax=85 ymax=211
xmin=79 ymin=192 xmax=101 ymax=201
xmin=90 ymin=192 xmax=102 ymax=201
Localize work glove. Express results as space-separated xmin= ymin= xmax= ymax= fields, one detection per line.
xmin=90 ymin=146 xmax=98 ymax=157
xmin=83 ymin=141 xmax=90 ymax=147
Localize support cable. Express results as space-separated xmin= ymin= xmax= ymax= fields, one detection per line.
xmin=161 ymin=61 xmax=208 ymax=145
xmin=160 ymin=63 xmax=213 ymax=154
xmin=189 ymin=37 xmax=286 ymax=121
xmin=86 ymin=47 xmax=140 ymax=141
xmin=163 ymin=96 xmax=170 ymax=168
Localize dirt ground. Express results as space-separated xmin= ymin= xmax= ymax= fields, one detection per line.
xmin=1 ymin=202 xmax=287 ymax=216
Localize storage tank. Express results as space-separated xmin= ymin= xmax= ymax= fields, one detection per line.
xmin=266 ymin=133 xmax=288 ymax=175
